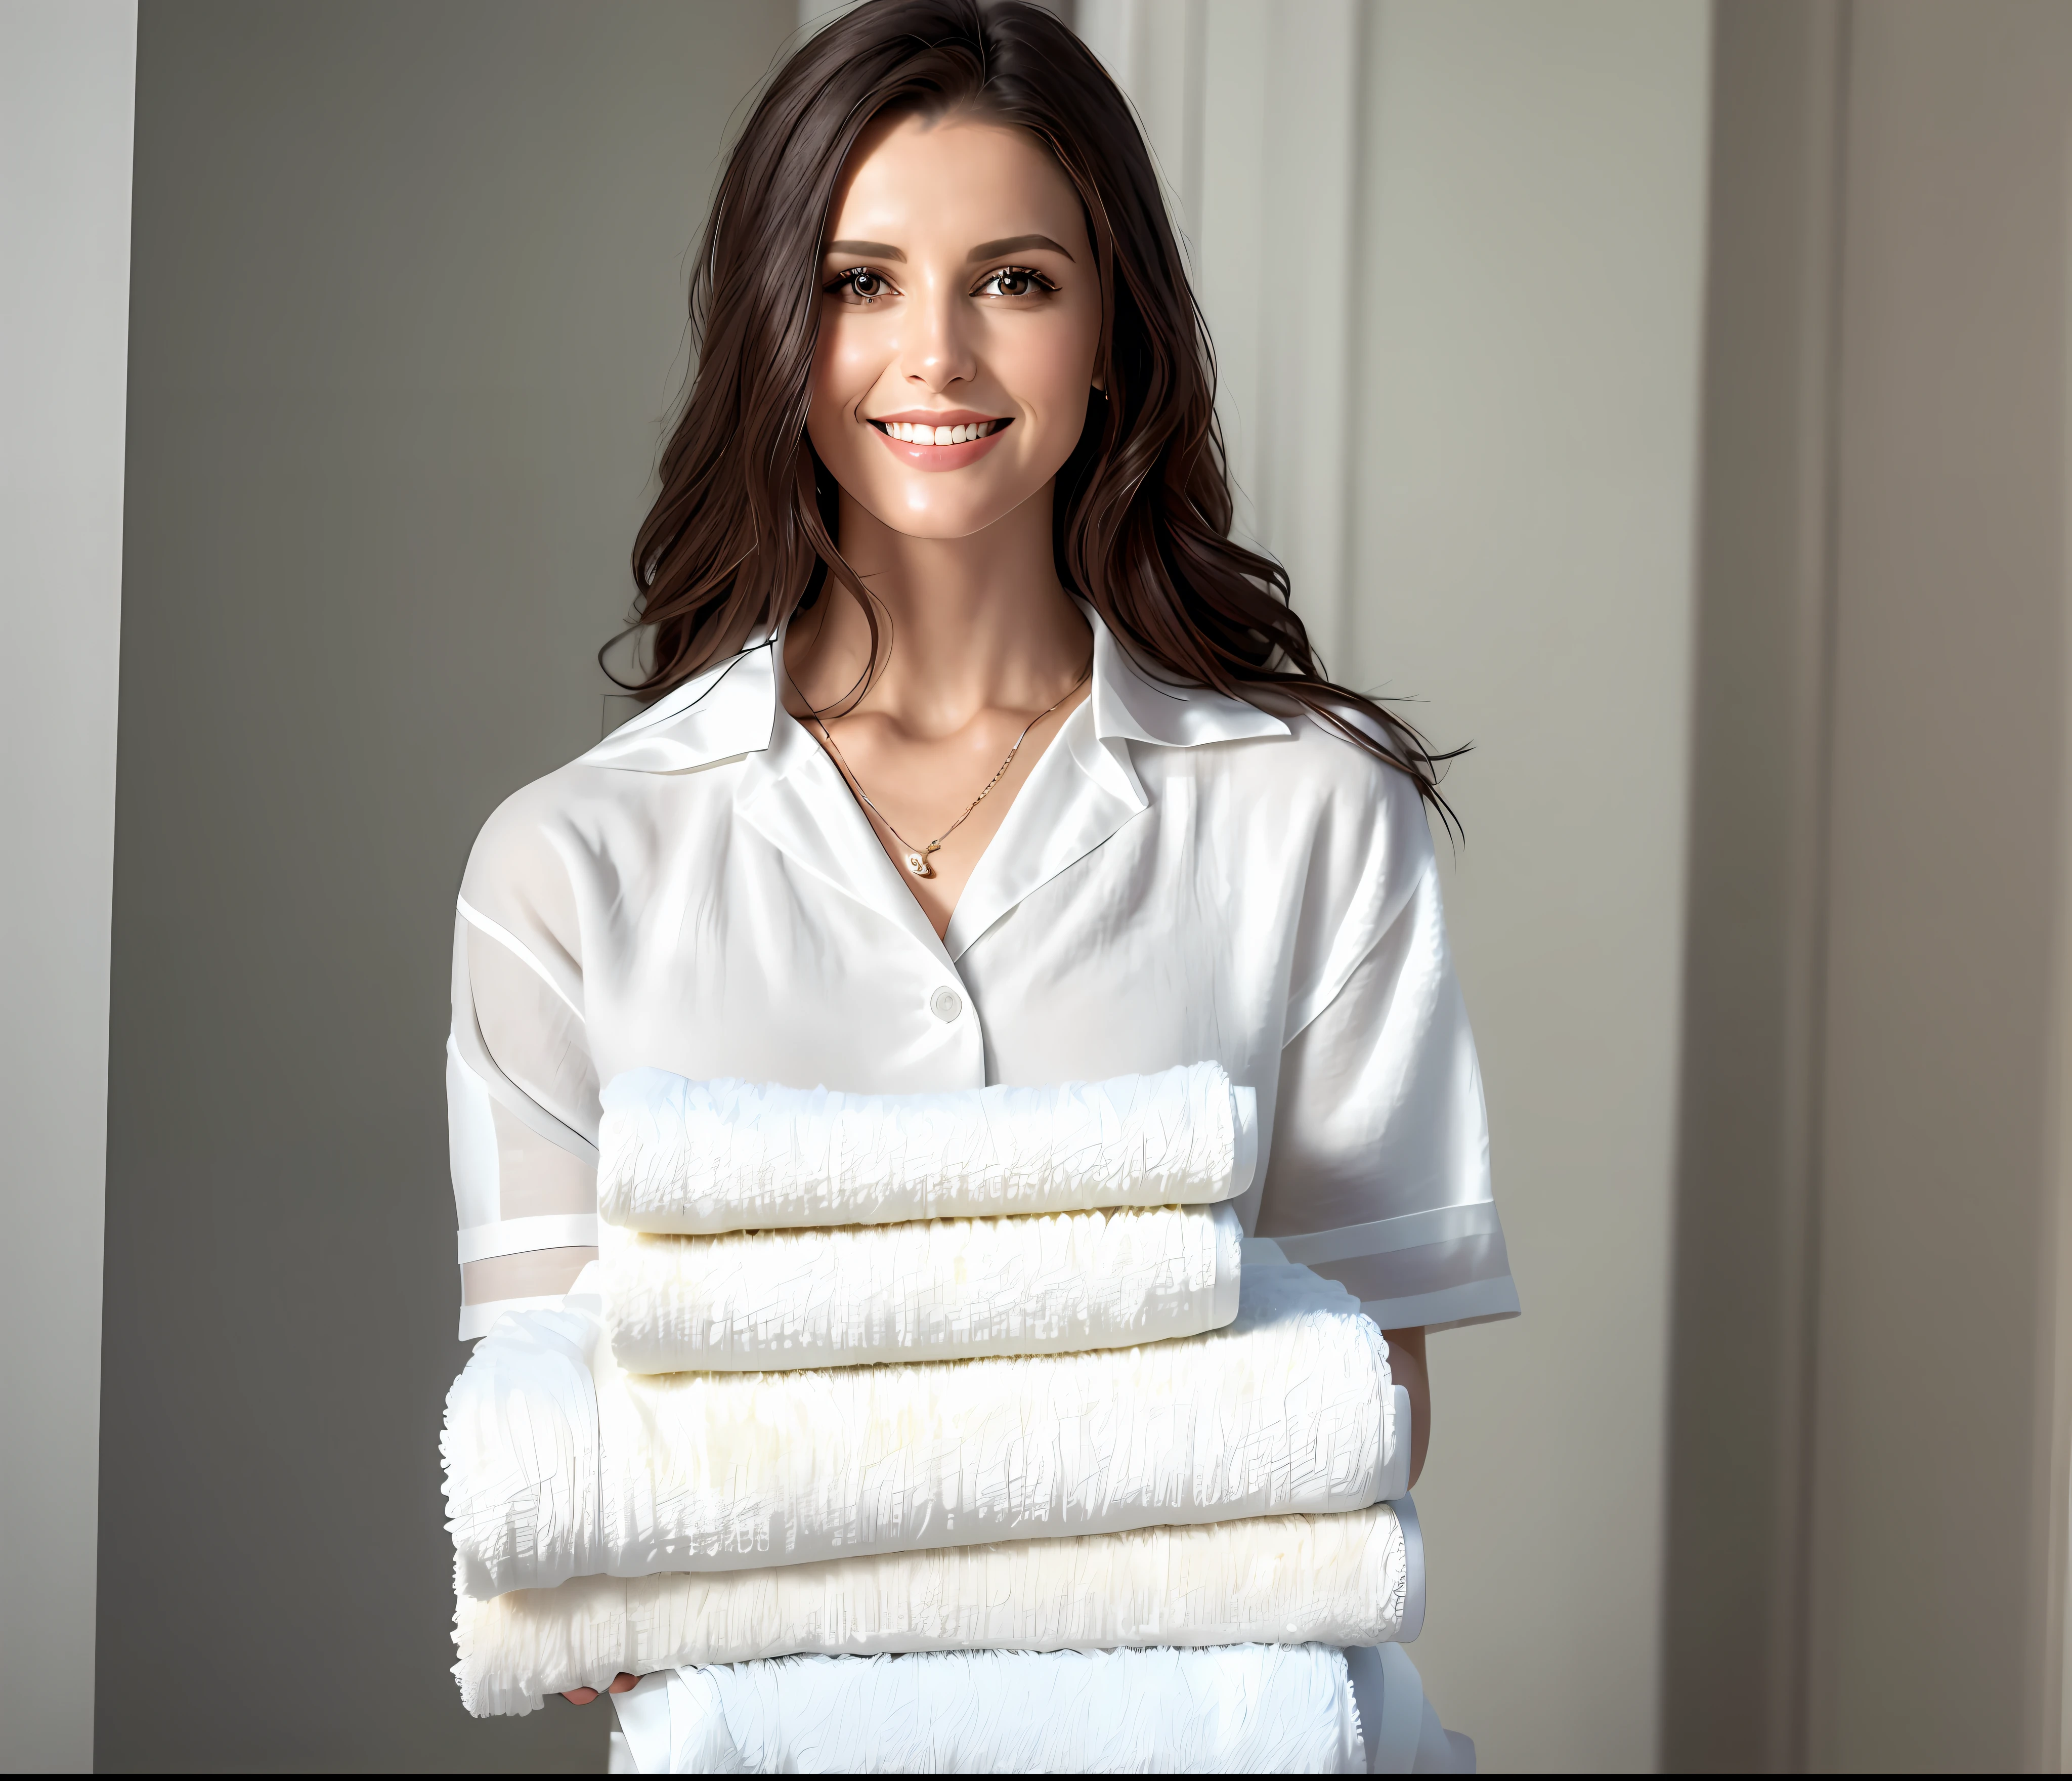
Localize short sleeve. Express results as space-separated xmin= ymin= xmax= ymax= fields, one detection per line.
xmin=1256 ymin=821 xmax=1518 ymax=1334
xmin=445 ymin=791 xmax=601 ymax=1340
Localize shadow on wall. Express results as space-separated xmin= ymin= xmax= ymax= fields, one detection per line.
xmin=96 ymin=1 xmax=795 ymax=1768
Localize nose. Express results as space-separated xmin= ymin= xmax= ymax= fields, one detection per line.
xmin=898 ymin=272 xmax=976 ymax=394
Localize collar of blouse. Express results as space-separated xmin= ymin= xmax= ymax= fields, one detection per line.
xmin=581 ymin=601 xmax=1290 ymax=963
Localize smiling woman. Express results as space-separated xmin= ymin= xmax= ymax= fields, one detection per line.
xmin=789 ymin=107 xmax=1106 ymax=910
xmin=443 ymin=0 xmax=1515 ymax=1760
xmin=618 ymin=1 xmax=1451 ymax=821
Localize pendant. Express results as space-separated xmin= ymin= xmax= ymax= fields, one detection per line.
xmin=905 ymin=851 xmax=934 ymax=878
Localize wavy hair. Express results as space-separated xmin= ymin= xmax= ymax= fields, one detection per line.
xmin=619 ymin=0 xmax=1455 ymax=822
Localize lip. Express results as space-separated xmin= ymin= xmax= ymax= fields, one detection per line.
xmin=865 ymin=410 xmax=1013 ymax=473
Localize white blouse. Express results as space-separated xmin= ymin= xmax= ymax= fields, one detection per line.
xmin=446 ymin=607 xmax=1517 ymax=1341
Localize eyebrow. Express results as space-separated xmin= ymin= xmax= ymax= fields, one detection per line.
xmin=968 ymin=233 xmax=1075 ymax=264
xmin=822 ymin=233 xmax=1077 ymax=265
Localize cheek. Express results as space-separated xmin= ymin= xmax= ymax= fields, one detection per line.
xmin=1004 ymin=311 xmax=1095 ymax=402
xmin=996 ymin=307 xmax=1100 ymax=458
xmin=807 ymin=318 xmax=874 ymax=430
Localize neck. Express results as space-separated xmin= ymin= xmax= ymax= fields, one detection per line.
xmin=785 ymin=483 xmax=1091 ymax=734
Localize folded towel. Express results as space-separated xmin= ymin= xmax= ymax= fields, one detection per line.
xmin=597 ymin=1063 xmax=1258 ymax=1234
xmin=454 ymin=1503 xmax=1414 ymax=1716
xmin=600 ymin=1203 xmax=1243 ymax=1373
xmin=444 ymin=1263 xmax=1396 ymax=1599
xmin=609 ymin=1644 xmax=1369 ymax=1773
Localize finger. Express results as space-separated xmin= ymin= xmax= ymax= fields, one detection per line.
xmin=608 ymin=1673 xmax=639 ymax=1694
xmin=562 ymin=1687 xmax=599 ymax=1706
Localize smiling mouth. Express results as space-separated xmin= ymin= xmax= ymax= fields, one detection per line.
xmin=869 ymin=417 xmax=1011 ymax=445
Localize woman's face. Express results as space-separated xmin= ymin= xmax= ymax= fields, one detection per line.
xmin=807 ymin=110 xmax=1102 ymax=542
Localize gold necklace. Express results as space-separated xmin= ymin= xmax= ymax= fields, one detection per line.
xmin=809 ymin=662 xmax=1091 ymax=878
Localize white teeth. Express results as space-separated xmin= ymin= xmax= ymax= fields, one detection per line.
xmin=882 ymin=419 xmax=998 ymax=444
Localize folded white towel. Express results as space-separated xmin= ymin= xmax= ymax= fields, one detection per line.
xmin=454 ymin=1503 xmax=1414 ymax=1716
xmin=444 ymin=1263 xmax=1396 ymax=1599
xmin=610 ymin=1644 xmax=1369 ymax=1773
xmin=600 ymin=1203 xmax=1243 ymax=1373
xmin=597 ymin=1063 xmax=1258 ymax=1234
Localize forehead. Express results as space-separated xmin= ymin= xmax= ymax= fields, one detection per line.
xmin=827 ymin=111 xmax=1087 ymax=246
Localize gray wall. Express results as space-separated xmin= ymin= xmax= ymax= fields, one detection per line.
xmin=1662 ymin=3 xmax=2072 ymax=1767
xmin=1807 ymin=3 xmax=2072 ymax=1764
xmin=98 ymin=2 xmax=792 ymax=1766
xmin=0 ymin=3 xmax=135 ymax=1772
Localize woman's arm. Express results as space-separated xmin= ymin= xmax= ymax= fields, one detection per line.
xmin=564 ymin=1675 xmax=638 ymax=1706
xmin=449 ymin=860 xmax=603 ymax=1341
xmin=1383 ymin=1326 xmax=1430 ymax=1490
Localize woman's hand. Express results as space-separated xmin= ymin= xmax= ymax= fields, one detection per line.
xmin=1382 ymin=1326 xmax=1431 ymax=1490
xmin=563 ymin=1673 xmax=639 ymax=1705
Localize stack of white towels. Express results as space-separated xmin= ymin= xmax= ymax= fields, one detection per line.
xmin=443 ymin=1061 xmax=1471 ymax=1772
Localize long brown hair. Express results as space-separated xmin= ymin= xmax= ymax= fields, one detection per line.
xmin=620 ymin=0 xmax=1455 ymax=822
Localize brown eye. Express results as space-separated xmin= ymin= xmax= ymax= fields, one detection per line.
xmin=977 ymin=266 xmax=1055 ymax=299
xmin=828 ymin=268 xmax=891 ymax=303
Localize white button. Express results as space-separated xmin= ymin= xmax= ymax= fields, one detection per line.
xmin=929 ymin=986 xmax=964 ymax=1023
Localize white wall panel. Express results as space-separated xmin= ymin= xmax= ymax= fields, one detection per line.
xmin=1084 ymin=0 xmax=1365 ymax=670
xmin=0 ymin=1 xmax=136 ymax=1770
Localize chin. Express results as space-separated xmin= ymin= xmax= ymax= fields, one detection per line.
xmin=890 ymin=506 xmax=1017 ymax=540
xmin=857 ymin=483 xmax=1032 ymax=541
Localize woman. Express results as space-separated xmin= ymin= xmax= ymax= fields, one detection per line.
xmin=445 ymin=0 xmax=1516 ymax=1711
